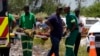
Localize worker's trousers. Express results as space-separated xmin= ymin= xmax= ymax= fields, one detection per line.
xmin=21 ymin=35 xmax=33 ymax=56
xmin=74 ymin=33 xmax=81 ymax=56
xmin=47 ymin=35 xmax=61 ymax=56
xmin=65 ymin=30 xmax=79 ymax=56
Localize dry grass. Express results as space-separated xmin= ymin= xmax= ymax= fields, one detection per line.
xmin=33 ymin=37 xmax=88 ymax=56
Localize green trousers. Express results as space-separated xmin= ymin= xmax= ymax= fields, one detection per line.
xmin=65 ymin=30 xmax=78 ymax=56
xmin=21 ymin=35 xmax=33 ymax=56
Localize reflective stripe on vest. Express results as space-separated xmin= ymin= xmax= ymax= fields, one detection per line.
xmin=65 ymin=45 xmax=74 ymax=48
xmin=22 ymin=41 xmax=33 ymax=43
xmin=23 ymin=49 xmax=32 ymax=51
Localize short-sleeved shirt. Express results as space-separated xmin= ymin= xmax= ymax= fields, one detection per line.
xmin=48 ymin=14 xmax=63 ymax=37
xmin=8 ymin=14 xmax=15 ymax=26
xmin=19 ymin=13 xmax=36 ymax=29
xmin=66 ymin=13 xmax=79 ymax=30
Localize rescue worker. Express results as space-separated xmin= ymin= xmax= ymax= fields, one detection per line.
xmin=19 ymin=5 xmax=36 ymax=56
xmin=8 ymin=13 xmax=17 ymax=45
xmin=46 ymin=7 xmax=63 ymax=56
xmin=74 ymin=8 xmax=84 ymax=56
xmin=64 ymin=6 xmax=79 ymax=56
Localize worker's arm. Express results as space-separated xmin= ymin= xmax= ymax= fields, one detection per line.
xmin=19 ymin=15 xmax=23 ymax=28
xmin=12 ymin=18 xmax=16 ymax=24
xmin=45 ymin=19 xmax=53 ymax=31
xmin=9 ymin=14 xmax=16 ymax=24
xmin=9 ymin=14 xmax=16 ymax=31
xmin=71 ymin=22 xmax=76 ymax=31
xmin=70 ymin=16 xmax=77 ymax=32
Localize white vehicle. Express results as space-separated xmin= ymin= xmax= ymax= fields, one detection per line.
xmin=86 ymin=20 xmax=100 ymax=55
xmin=61 ymin=16 xmax=100 ymax=28
xmin=88 ymin=21 xmax=100 ymax=34
xmin=81 ymin=16 xmax=99 ymax=28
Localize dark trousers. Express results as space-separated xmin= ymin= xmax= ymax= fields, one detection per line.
xmin=47 ymin=35 xmax=61 ymax=56
xmin=87 ymin=46 xmax=90 ymax=53
xmin=0 ymin=47 xmax=10 ymax=56
xmin=74 ymin=33 xmax=81 ymax=56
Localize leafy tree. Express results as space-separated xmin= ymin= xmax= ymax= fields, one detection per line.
xmin=8 ymin=0 xmax=26 ymax=13
xmin=8 ymin=0 xmax=36 ymax=13
xmin=38 ymin=0 xmax=62 ymax=15
xmin=80 ymin=2 xmax=100 ymax=17
xmin=75 ymin=0 xmax=87 ymax=9
xmin=8 ymin=0 xmax=62 ymax=15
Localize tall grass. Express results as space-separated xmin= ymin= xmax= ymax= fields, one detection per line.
xmin=33 ymin=37 xmax=88 ymax=56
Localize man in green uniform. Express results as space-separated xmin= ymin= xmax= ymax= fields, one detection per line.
xmin=19 ymin=6 xmax=36 ymax=56
xmin=64 ymin=6 xmax=79 ymax=56
xmin=8 ymin=13 xmax=16 ymax=42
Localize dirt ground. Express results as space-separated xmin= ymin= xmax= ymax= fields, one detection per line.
xmin=9 ymin=40 xmax=48 ymax=56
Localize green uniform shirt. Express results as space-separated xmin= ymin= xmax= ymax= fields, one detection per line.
xmin=66 ymin=13 xmax=78 ymax=30
xmin=8 ymin=14 xmax=15 ymax=26
xmin=19 ymin=13 xmax=36 ymax=29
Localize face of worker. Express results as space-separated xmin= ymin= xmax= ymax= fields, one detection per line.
xmin=75 ymin=10 xmax=80 ymax=17
xmin=24 ymin=7 xmax=29 ymax=14
xmin=76 ymin=11 xmax=80 ymax=15
xmin=64 ymin=7 xmax=70 ymax=13
xmin=56 ymin=8 xmax=63 ymax=15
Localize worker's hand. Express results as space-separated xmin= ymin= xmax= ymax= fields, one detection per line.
xmin=79 ymin=23 xmax=84 ymax=27
xmin=66 ymin=29 xmax=70 ymax=33
xmin=41 ymin=33 xmax=49 ymax=41
xmin=16 ymin=28 xmax=24 ymax=32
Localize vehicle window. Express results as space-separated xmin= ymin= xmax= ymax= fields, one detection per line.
xmin=86 ymin=20 xmax=98 ymax=24
xmin=0 ymin=0 xmax=3 ymax=12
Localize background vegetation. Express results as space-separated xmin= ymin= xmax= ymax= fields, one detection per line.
xmin=80 ymin=2 xmax=100 ymax=17
xmin=8 ymin=0 xmax=100 ymax=17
